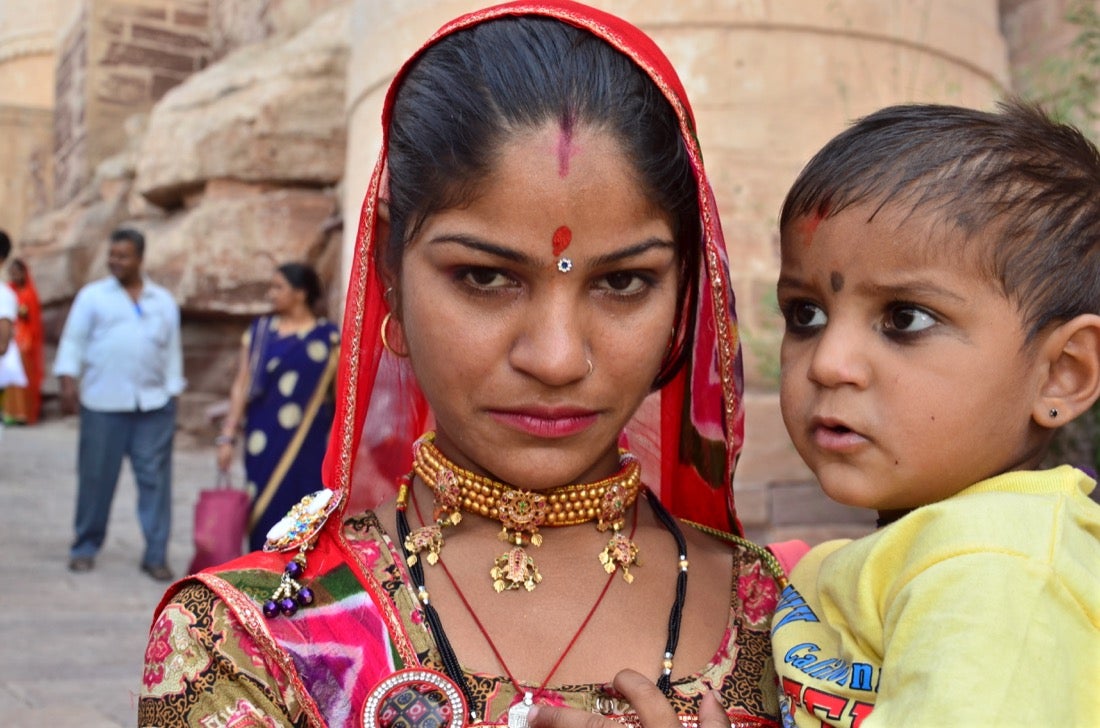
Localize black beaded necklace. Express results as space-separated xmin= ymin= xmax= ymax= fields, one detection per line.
xmin=395 ymin=485 xmax=689 ymax=722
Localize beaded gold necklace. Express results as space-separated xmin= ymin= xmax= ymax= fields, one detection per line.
xmin=404 ymin=432 xmax=643 ymax=592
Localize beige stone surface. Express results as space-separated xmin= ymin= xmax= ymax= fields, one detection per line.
xmin=209 ymin=0 xmax=349 ymax=59
xmin=142 ymin=182 xmax=339 ymax=314
xmin=135 ymin=4 xmax=350 ymax=207
xmin=0 ymin=0 xmax=78 ymax=107
xmin=0 ymin=0 xmax=78 ymax=236
xmin=53 ymin=0 xmax=215 ymax=206
xmin=0 ymin=105 xmax=53 ymax=238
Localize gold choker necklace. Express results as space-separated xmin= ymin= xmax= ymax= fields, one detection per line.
xmin=404 ymin=432 xmax=643 ymax=592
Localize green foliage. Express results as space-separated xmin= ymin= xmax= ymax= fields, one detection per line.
xmin=1022 ymin=1 xmax=1100 ymax=133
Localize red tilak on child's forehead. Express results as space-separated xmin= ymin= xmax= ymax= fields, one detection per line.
xmin=799 ymin=203 xmax=830 ymax=246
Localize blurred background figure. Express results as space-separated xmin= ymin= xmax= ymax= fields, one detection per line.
xmin=215 ymin=262 xmax=340 ymax=551
xmin=3 ymin=259 xmax=44 ymax=425
xmin=0 ymin=231 xmax=24 ymax=432
xmin=56 ymin=227 xmax=185 ymax=580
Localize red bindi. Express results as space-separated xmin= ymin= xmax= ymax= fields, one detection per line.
xmin=552 ymin=225 xmax=572 ymax=256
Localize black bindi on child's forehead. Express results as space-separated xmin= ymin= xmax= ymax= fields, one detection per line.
xmin=830 ymin=271 xmax=844 ymax=293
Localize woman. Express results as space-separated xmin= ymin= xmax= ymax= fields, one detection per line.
xmin=3 ymin=259 xmax=43 ymax=424
xmin=215 ymin=262 xmax=340 ymax=550
xmin=141 ymin=3 xmax=785 ymax=726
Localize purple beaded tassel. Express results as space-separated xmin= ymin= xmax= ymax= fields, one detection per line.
xmin=263 ymin=545 xmax=317 ymax=618
xmin=259 ymin=489 xmax=341 ymax=619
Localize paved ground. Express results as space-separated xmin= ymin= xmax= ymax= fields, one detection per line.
xmin=0 ymin=416 xmax=218 ymax=727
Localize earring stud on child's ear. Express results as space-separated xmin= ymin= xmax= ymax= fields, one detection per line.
xmin=1049 ymin=408 xmax=1059 ymax=419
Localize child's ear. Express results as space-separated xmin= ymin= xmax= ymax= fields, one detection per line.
xmin=1034 ymin=313 xmax=1100 ymax=428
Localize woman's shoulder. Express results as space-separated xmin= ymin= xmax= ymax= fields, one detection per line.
xmin=316 ymin=318 xmax=341 ymax=342
xmin=684 ymin=520 xmax=789 ymax=586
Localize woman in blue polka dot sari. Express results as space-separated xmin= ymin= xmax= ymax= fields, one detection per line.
xmin=216 ymin=262 xmax=341 ymax=550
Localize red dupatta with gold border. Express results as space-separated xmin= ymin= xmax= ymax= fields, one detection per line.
xmin=324 ymin=0 xmax=746 ymax=537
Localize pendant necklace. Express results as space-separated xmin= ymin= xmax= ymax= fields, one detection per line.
xmin=404 ymin=432 xmax=644 ymax=592
xmin=413 ymin=483 xmax=628 ymax=727
xmin=396 ymin=477 xmax=690 ymax=725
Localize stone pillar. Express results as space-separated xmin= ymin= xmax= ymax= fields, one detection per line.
xmin=0 ymin=0 xmax=78 ymax=237
xmin=0 ymin=105 xmax=53 ymax=238
xmin=53 ymin=0 xmax=212 ymax=207
xmin=344 ymin=0 xmax=1010 ymax=541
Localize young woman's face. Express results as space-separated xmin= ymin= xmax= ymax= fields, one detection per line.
xmin=396 ymin=123 xmax=680 ymax=489
xmin=267 ymin=271 xmax=303 ymax=314
xmin=778 ymin=203 xmax=1050 ymax=512
xmin=8 ymin=263 xmax=26 ymax=286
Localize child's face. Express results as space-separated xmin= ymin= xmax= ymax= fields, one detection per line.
xmin=777 ymin=203 xmax=1049 ymax=511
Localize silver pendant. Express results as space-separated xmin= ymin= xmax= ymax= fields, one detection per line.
xmin=508 ymin=691 xmax=534 ymax=728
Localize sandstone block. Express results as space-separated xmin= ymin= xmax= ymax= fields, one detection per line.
xmin=139 ymin=185 xmax=339 ymax=315
xmin=134 ymin=6 xmax=351 ymax=208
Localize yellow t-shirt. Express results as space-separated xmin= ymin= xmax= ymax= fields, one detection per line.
xmin=771 ymin=465 xmax=1100 ymax=727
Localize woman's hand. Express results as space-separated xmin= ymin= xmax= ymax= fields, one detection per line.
xmin=527 ymin=669 xmax=731 ymax=728
xmin=216 ymin=442 xmax=235 ymax=472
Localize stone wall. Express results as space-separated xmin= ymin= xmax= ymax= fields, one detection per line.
xmin=207 ymin=0 xmax=348 ymax=60
xmin=53 ymin=0 xmax=212 ymax=207
xmin=20 ymin=2 xmax=350 ymax=432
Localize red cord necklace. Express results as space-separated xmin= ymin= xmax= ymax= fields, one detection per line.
xmin=411 ymin=484 xmax=638 ymax=726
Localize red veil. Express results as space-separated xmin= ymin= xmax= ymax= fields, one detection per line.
xmin=323 ymin=0 xmax=746 ymax=535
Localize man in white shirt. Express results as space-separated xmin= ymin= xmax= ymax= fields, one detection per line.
xmin=54 ymin=228 xmax=186 ymax=580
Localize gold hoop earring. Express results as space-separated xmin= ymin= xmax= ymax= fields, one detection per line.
xmin=381 ymin=312 xmax=409 ymax=358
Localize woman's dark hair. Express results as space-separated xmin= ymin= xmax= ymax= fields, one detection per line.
xmin=277 ymin=262 xmax=323 ymax=309
xmin=385 ymin=16 xmax=699 ymax=385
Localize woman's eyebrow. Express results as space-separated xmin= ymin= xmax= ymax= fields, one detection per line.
xmin=587 ymin=238 xmax=676 ymax=267
xmin=427 ymin=234 xmax=530 ymax=264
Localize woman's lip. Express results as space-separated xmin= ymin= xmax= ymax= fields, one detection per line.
xmin=489 ymin=409 xmax=599 ymax=439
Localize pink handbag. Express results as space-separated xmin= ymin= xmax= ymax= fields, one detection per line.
xmin=188 ymin=471 xmax=250 ymax=574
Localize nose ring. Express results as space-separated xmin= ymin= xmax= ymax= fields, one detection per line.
xmin=585 ymin=358 xmax=594 ymax=377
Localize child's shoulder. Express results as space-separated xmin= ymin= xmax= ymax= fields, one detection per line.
xmin=829 ymin=467 xmax=1098 ymax=574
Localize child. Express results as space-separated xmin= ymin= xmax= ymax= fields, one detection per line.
xmin=771 ymin=101 xmax=1100 ymax=727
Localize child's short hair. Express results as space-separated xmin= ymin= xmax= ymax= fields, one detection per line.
xmin=779 ymin=100 xmax=1100 ymax=339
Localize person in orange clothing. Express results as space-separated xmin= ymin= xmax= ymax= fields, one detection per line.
xmin=3 ymin=258 xmax=43 ymax=424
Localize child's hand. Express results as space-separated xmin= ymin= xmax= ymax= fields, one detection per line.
xmin=527 ymin=669 xmax=730 ymax=728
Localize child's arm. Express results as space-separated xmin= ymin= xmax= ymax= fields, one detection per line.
xmin=870 ymin=549 xmax=1096 ymax=726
